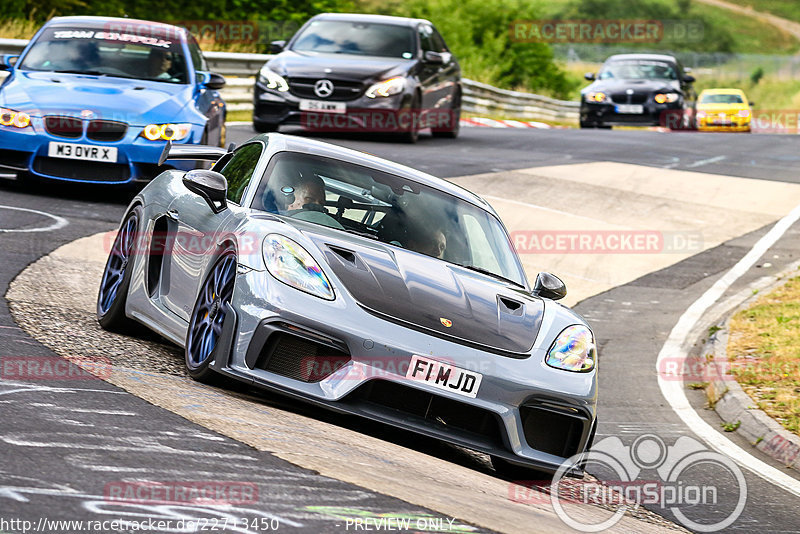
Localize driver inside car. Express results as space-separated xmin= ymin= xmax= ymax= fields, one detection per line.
xmin=280 ymin=174 xmax=344 ymax=229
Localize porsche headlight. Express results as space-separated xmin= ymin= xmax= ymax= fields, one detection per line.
xmin=365 ymin=77 xmax=406 ymax=98
xmin=263 ymin=234 xmax=334 ymax=300
xmin=546 ymin=325 xmax=596 ymax=372
xmin=654 ymin=93 xmax=680 ymax=104
xmin=258 ymin=66 xmax=289 ymax=92
xmin=141 ymin=123 xmax=191 ymax=141
xmin=585 ymin=91 xmax=607 ymax=103
xmin=0 ymin=108 xmax=31 ymax=129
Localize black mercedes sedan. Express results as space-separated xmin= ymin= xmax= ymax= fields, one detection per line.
xmin=252 ymin=13 xmax=461 ymax=142
xmin=579 ymin=54 xmax=696 ymax=129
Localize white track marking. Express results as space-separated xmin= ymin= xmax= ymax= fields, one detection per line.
xmin=686 ymin=155 xmax=726 ymax=169
xmin=0 ymin=205 xmax=68 ymax=233
xmin=657 ymin=200 xmax=800 ymax=496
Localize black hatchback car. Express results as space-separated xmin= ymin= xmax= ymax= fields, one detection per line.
xmin=253 ymin=13 xmax=461 ymax=142
xmin=580 ymin=54 xmax=696 ymax=129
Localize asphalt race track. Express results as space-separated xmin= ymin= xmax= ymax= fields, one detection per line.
xmin=3 ymin=124 xmax=800 ymax=533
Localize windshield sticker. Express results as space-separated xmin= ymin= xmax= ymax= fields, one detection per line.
xmin=52 ymin=30 xmax=172 ymax=48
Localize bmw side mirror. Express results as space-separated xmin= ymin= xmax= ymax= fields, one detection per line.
xmin=270 ymin=40 xmax=286 ymax=54
xmin=183 ymin=169 xmax=228 ymax=214
xmin=196 ymin=71 xmax=226 ymax=90
xmin=0 ymin=54 xmax=19 ymax=71
xmin=584 ymin=72 xmax=595 ymax=81
xmin=683 ymin=74 xmax=695 ymax=83
xmin=532 ymin=272 xmax=567 ymax=301
xmin=424 ymin=51 xmax=445 ymax=65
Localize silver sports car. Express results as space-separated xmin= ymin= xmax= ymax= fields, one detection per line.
xmin=97 ymin=133 xmax=598 ymax=475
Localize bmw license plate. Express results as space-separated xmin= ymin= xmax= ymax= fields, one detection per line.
xmin=406 ymin=355 xmax=483 ymax=398
xmin=48 ymin=142 xmax=117 ymax=162
xmin=299 ymin=99 xmax=346 ymax=114
xmin=615 ymin=104 xmax=644 ymax=114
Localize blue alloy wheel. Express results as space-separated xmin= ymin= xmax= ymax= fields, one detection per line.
xmin=97 ymin=208 xmax=140 ymax=331
xmin=186 ymin=250 xmax=237 ymax=377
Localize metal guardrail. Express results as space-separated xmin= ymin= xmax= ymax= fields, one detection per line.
xmin=0 ymin=39 xmax=578 ymax=121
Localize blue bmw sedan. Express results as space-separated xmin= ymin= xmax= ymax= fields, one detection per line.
xmin=0 ymin=16 xmax=226 ymax=186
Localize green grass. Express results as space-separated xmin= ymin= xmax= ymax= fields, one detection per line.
xmin=691 ymin=2 xmax=800 ymax=54
xmin=722 ymin=0 xmax=800 ymax=24
xmin=728 ymin=277 xmax=800 ymax=436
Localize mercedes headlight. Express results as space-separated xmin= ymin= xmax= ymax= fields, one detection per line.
xmin=365 ymin=77 xmax=405 ymax=98
xmin=263 ymin=234 xmax=334 ymax=300
xmin=141 ymin=123 xmax=191 ymax=141
xmin=0 ymin=108 xmax=31 ymax=129
xmin=654 ymin=93 xmax=680 ymax=104
xmin=258 ymin=65 xmax=289 ymax=92
xmin=545 ymin=325 xmax=596 ymax=372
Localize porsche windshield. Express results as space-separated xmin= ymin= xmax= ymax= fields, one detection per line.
xmin=252 ymin=152 xmax=526 ymax=287
xmin=291 ymin=20 xmax=417 ymax=59
xmin=599 ymin=60 xmax=678 ymax=80
xmin=19 ymin=26 xmax=188 ymax=83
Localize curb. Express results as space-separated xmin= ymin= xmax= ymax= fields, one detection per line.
xmin=702 ymin=262 xmax=800 ymax=471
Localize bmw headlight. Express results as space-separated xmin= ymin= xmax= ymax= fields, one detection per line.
xmin=0 ymin=108 xmax=31 ymax=129
xmin=263 ymin=234 xmax=334 ymax=300
xmin=585 ymin=91 xmax=607 ymax=103
xmin=654 ymin=93 xmax=680 ymax=104
xmin=545 ymin=325 xmax=596 ymax=372
xmin=365 ymin=77 xmax=406 ymax=98
xmin=141 ymin=123 xmax=191 ymax=141
xmin=258 ymin=65 xmax=289 ymax=92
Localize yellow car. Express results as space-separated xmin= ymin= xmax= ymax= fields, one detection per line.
xmin=696 ymin=88 xmax=752 ymax=132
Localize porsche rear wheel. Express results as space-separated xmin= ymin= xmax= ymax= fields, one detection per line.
xmin=185 ymin=249 xmax=237 ymax=383
xmin=97 ymin=206 xmax=141 ymax=333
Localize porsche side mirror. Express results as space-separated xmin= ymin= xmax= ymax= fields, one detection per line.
xmin=0 ymin=54 xmax=19 ymax=71
xmin=749 ymin=101 xmax=756 ymax=107
xmin=183 ymin=169 xmax=228 ymax=214
xmin=270 ymin=40 xmax=286 ymax=54
xmin=196 ymin=71 xmax=226 ymax=90
xmin=683 ymin=74 xmax=695 ymax=83
xmin=424 ymin=51 xmax=445 ymax=65
xmin=584 ymin=72 xmax=595 ymax=81
xmin=532 ymin=272 xmax=567 ymax=301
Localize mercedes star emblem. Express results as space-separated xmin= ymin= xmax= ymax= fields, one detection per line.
xmin=314 ymin=79 xmax=334 ymax=98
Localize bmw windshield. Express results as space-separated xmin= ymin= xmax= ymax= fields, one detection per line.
xmin=252 ymin=151 xmax=527 ymax=287
xmin=19 ymin=26 xmax=189 ymax=83
xmin=599 ymin=60 xmax=678 ymax=80
xmin=290 ymin=20 xmax=417 ymax=59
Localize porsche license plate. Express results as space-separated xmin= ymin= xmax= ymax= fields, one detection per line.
xmin=406 ymin=355 xmax=483 ymax=398
xmin=299 ymin=100 xmax=346 ymax=114
xmin=615 ymin=104 xmax=644 ymax=114
xmin=48 ymin=142 xmax=117 ymax=162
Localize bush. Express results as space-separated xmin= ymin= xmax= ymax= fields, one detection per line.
xmin=369 ymin=0 xmax=576 ymax=98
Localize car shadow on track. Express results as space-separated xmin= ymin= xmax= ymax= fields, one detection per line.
xmin=0 ymin=177 xmax=139 ymax=206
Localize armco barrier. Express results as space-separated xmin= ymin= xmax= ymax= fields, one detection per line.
xmin=0 ymin=39 xmax=578 ymax=121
